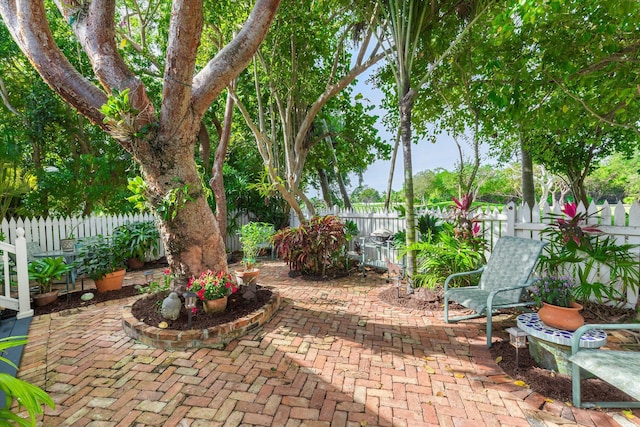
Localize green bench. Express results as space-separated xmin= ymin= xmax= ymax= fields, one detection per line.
xmin=570 ymin=323 xmax=640 ymax=408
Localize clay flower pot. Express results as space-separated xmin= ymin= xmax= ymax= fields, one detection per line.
xmin=94 ymin=269 xmax=126 ymax=293
xmin=203 ymin=296 xmax=228 ymax=314
xmin=235 ymin=268 xmax=260 ymax=285
xmin=33 ymin=290 xmax=59 ymax=307
xmin=538 ymin=301 xmax=584 ymax=331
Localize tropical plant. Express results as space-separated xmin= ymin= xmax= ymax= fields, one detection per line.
xmin=538 ymin=202 xmax=640 ymax=306
xmin=75 ymin=235 xmax=128 ymax=281
xmin=136 ymin=268 xmax=173 ymax=295
xmin=238 ymin=222 xmax=274 ymax=271
xmin=28 ymin=257 xmax=71 ymax=294
xmin=273 ymin=215 xmax=348 ymax=277
xmin=409 ymin=225 xmax=486 ymax=289
xmin=186 ymin=270 xmax=237 ymax=301
xmin=0 ymin=336 xmax=54 ymax=426
xmin=530 ymin=275 xmax=578 ymax=308
xmin=113 ymin=220 xmax=160 ymax=261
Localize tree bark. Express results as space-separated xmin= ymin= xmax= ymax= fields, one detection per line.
xmin=520 ymin=132 xmax=536 ymax=212
xmin=0 ymin=0 xmax=282 ymax=285
xmin=317 ymin=168 xmax=332 ymax=208
xmin=400 ymin=89 xmax=416 ymax=294
xmin=384 ymin=128 xmax=401 ymax=211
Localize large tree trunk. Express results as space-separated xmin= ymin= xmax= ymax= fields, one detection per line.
xmin=400 ymin=89 xmax=416 ymax=294
xmin=520 ymin=134 xmax=536 ymax=212
xmin=0 ymin=0 xmax=282 ymax=286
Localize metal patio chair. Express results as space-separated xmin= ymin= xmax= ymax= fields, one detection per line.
xmin=443 ymin=236 xmax=548 ymax=347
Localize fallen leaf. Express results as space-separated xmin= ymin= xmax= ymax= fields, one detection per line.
xmin=544 ymin=398 xmax=554 ymax=403
xmin=423 ymin=365 xmax=436 ymax=374
xmin=623 ymin=410 xmax=635 ymax=419
xmin=158 ymin=322 xmax=168 ymax=329
xmin=454 ymin=373 xmax=465 ymax=379
xmin=495 ymin=356 xmax=503 ymax=363
xmin=436 ymin=391 xmax=446 ymax=397
xmin=565 ymin=401 xmax=573 ymax=407
xmin=444 ymin=365 xmax=453 ymax=372
xmin=423 ymin=356 xmax=436 ymax=361
xmin=513 ymin=380 xmax=529 ymax=388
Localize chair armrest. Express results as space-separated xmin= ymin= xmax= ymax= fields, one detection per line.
xmin=444 ymin=266 xmax=485 ymax=292
xmin=571 ymin=323 xmax=640 ymax=355
xmin=487 ymin=277 xmax=540 ymax=298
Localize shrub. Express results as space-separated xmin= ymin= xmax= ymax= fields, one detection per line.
xmin=273 ymin=215 xmax=348 ymax=277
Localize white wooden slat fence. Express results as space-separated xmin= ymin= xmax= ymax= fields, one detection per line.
xmin=308 ymin=200 xmax=640 ymax=308
xmin=0 ymin=228 xmax=33 ymax=319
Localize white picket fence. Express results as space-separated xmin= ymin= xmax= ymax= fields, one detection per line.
xmin=0 ymin=228 xmax=33 ymax=319
xmin=308 ymin=200 xmax=640 ymax=307
xmin=0 ymin=212 xmax=254 ymax=255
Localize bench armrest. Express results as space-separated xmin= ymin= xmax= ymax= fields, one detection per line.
xmin=443 ymin=266 xmax=485 ymax=292
xmin=571 ymin=323 xmax=640 ymax=354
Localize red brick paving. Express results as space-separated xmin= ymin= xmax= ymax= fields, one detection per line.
xmin=15 ymin=262 xmax=640 ymax=426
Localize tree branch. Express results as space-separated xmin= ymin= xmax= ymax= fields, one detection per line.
xmin=191 ymin=0 xmax=281 ymax=118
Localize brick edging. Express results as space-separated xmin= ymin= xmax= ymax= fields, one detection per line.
xmin=121 ymin=290 xmax=281 ymax=350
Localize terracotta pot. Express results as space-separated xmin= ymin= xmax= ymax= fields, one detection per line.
xmin=94 ymin=269 xmax=126 ymax=293
xmin=235 ymin=268 xmax=260 ymax=285
xmin=33 ymin=290 xmax=59 ymax=306
xmin=538 ymin=301 xmax=584 ymax=331
xmin=203 ymin=296 xmax=228 ymax=314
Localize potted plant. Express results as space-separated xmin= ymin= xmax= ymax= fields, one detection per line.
xmin=60 ymin=220 xmax=85 ymax=252
xmin=113 ymin=220 xmax=160 ymax=269
xmin=75 ymin=235 xmax=128 ymax=293
xmin=236 ymin=222 xmax=274 ymax=285
xmin=186 ymin=270 xmax=238 ymax=314
xmin=28 ymin=257 xmax=71 ymax=306
xmin=530 ymin=275 xmax=584 ymax=330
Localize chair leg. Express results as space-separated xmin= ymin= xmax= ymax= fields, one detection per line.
xmin=486 ymin=310 xmax=493 ymax=347
xmin=444 ymin=295 xmax=450 ymax=323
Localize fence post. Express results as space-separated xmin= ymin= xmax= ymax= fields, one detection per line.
xmin=506 ymin=202 xmax=516 ymax=237
xmin=14 ymin=228 xmax=33 ymax=319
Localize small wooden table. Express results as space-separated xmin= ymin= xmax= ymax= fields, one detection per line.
xmin=516 ymin=313 xmax=607 ymax=374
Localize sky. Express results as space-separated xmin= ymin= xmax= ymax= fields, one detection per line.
xmin=350 ymin=66 xmax=466 ymax=194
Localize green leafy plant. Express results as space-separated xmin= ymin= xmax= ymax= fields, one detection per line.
xmin=538 ymin=202 xmax=640 ymax=306
xmin=28 ymin=257 xmax=71 ymax=294
xmin=186 ymin=270 xmax=238 ymax=301
xmin=75 ymin=235 xmax=128 ymax=281
xmin=157 ymin=183 xmax=195 ymax=221
xmin=273 ymin=215 xmax=348 ymax=277
xmin=113 ymin=221 xmax=160 ymax=261
xmin=409 ymin=225 xmax=486 ymax=289
xmin=0 ymin=336 xmax=54 ymax=426
xmin=530 ymin=275 xmax=578 ymax=307
xmin=238 ymin=222 xmax=274 ymax=271
xmin=136 ymin=268 xmax=172 ymax=295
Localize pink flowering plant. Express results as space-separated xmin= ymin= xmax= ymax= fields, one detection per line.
xmin=539 ymin=202 xmax=639 ymax=305
xmin=531 ymin=275 xmax=577 ymax=308
xmin=186 ymin=270 xmax=238 ymax=301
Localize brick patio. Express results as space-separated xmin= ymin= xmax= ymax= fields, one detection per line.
xmin=15 ymin=262 xmax=640 ymax=426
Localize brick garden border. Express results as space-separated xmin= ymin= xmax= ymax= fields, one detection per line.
xmin=121 ymin=290 xmax=281 ymax=350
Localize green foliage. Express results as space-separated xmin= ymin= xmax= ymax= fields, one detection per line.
xmin=273 ymin=215 xmax=348 ymax=277
xmin=410 ymin=227 xmax=486 ymax=289
xmin=0 ymin=336 xmax=54 ymax=426
xmin=157 ymin=183 xmax=195 ymax=222
xmin=75 ymin=235 xmax=128 ymax=280
xmin=238 ymin=222 xmax=274 ymax=270
xmin=538 ymin=203 xmax=640 ymax=306
xmin=113 ymin=221 xmax=160 ymax=261
xmin=28 ymin=257 xmax=71 ymax=294
xmin=343 ymin=220 xmax=359 ymax=242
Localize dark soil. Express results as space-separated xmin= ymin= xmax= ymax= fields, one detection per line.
xmin=130 ymin=286 xmax=273 ymax=331
xmin=378 ymin=285 xmax=639 ymax=407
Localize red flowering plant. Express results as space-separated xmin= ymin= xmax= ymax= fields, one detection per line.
xmin=186 ymin=270 xmax=238 ymax=301
xmin=538 ymin=202 xmax=639 ymax=305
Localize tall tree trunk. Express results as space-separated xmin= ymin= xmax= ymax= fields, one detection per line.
xmin=400 ymin=89 xmax=416 ymax=294
xmin=520 ymin=132 xmax=535 ymax=212
xmin=384 ymin=127 xmax=401 ymax=211
xmin=317 ymin=167 xmax=332 ymax=208
xmin=321 ymin=121 xmax=352 ymax=210
xmin=210 ymin=84 xmax=236 ymax=240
